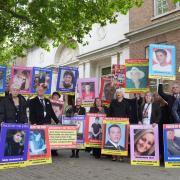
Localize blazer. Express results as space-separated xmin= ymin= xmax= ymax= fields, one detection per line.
xmin=138 ymin=103 xmax=161 ymax=124
xmin=172 ymin=98 xmax=180 ymax=123
xmin=104 ymin=140 xmax=125 ymax=150
xmin=29 ymin=96 xmax=59 ymax=125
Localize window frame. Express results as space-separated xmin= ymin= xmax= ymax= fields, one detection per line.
xmin=154 ymin=0 xmax=169 ymax=16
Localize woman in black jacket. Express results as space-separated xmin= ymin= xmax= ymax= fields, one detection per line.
xmin=138 ymin=92 xmax=161 ymax=126
xmin=0 ymin=84 xmax=28 ymax=124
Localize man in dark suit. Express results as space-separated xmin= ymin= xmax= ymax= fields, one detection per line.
xmin=105 ymin=124 xmax=125 ymax=150
xmin=158 ymin=81 xmax=180 ymax=124
xmin=29 ymin=86 xmax=59 ymax=125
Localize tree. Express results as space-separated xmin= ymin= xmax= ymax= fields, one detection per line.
xmin=0 ymin=0 xmax=144 ymax=64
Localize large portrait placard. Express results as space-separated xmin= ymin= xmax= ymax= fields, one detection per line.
xmin=48 ymin=125 xmax=77 ymax=149
xmin=0 ymin=66 xmax=6 ymax=93
xmin=62 ymin=115 xmax=85 ymax=149
xmin=85 ymin=113 xmax=106 ymax=148
xmin=56 ymin=66 xmax=78 ymax=94
xmin=125 ymin=59 xmax=149 ymax=93
xmin=101 ymin=118 xmax=129 ymax=156
xmin=130 ymin=125 xmax=159 ymax=166
xmin=0 ymin=123 xmax=30 ymax=169
xmin=32 ymin=67 xmax=52 ymax=94
xmin=99 ymin=76 xmax=115 ymax=105
xmin=10 ymin=66 xmax=32 ymax=94
xmin=78 ymin=78 xmax=98 ymax=106
xmin=149 ymin=44 xmax=176 ymax=80
xmin=27 ymin=125 xmax=52 ymax=166
xmin=112 ymin=64 xmax=126 ymax=88
xmin=163 ymin=124 xmax=180 ymax=168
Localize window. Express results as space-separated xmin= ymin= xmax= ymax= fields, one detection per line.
xmin=155 ymin=0 xmax=168 ymax=16
xmin=101 ymin=66 xmax=111 ymax=76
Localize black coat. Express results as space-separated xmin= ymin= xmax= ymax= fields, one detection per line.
xmin=138 ymin=103 xmax=161 ymax=124
xmin=108 ymin=99 xmax=130 ymax=118
xmin=0 ymin=94 xmax=28 ymax=124
xmin=158 ymin=84 xmax=176 ymax=123
xmin=72 ymin=106 xmax=86 ymax=115
xmin=29 ymin=96 xmax=59 ymax=125
xmin=89 ymin=106 xmax=108 ymax=114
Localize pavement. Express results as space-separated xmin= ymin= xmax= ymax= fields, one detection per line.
xmin=0 ymin=150 xmax=180 ymax=180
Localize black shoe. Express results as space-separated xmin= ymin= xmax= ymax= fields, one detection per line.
xmin=70 ymin=154 xmax=75 ymax=158
xmin=75 ymin=154 xmax=79 ymax=158
xmin=51 ymin=151 xmax=58 ymax=156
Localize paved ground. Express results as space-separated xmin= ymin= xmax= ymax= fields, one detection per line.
xmin=0 ymin=150 xmax=180 ymax=180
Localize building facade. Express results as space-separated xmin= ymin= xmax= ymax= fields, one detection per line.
xmin=126 ymin=0 xmax=180 ymax=91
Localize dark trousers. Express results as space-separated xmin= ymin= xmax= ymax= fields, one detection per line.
xmin=93 ymin=148 xmax=101 ymax=158
xmin=72 ymin=149 xmax=79 ymax=156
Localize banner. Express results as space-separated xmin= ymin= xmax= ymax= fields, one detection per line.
xmin=101 ymin=118 xmax=129 ymax=156
xmin=125 ymin=59 xmax=149 ymax=93
xmin=31 ymin=67 xmax=52 ymax=94
xmin=56 ymin=66 xmax=78 ymax=94
xmin=112 ymin=64 xmax=126 ymax=88
xmin=48 ymin=125 xmax=77 ymax=149
xmin=0 ymin=66 xmax=6 ymax=93
xmin=149 ymin=44 xmax=176 ymax=80
xmin=163 ymin=124 xmax=180 ymax=168
xmin=27 ymin=125 xmax=52 ymax=166
xmin=99 ymin=76 xmax=115 ymax=105
xmin=10 ymin=66 xmax=32 ymax=94
xmin=77 ymin=78 xmax=98 ymax=107
xmin=0 ymin=123 xmax=30 ymax=169
xmin=85 ymin=113 xmax=106 ymax=148
xmin=62 ymin=115 xmax=85 ymax=149
xmin=130 ymin=125 xmax=159 ymax=166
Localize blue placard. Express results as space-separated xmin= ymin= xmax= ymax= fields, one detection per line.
xmin=31 ymin=67 xmax=52 ymax=94
xmin=56 ymin=66 xmax=78 ymax=93
xmin=0 ymin=123 xmax=30 ymax=163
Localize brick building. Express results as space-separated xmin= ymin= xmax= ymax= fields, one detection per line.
xmin=126 ymin=0 xmax=180 ymax=91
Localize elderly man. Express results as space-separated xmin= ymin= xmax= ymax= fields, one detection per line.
xmin=29 ymin=85 xmax=59 ymax=125
xmin=158 ymin=80 xmax=180 ymax=123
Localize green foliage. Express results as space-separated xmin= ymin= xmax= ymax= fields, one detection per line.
xmin=0 ymin=0 xmax=143 ymax=64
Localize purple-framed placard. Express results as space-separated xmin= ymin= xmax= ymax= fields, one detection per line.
xmin=56 ymin=66 xmax=78 ymax=93
xmin=77 ymin=78 xmax=98 ymax=106
xmin=0 ymin=123 xmax=30 ymax=163
xmin=62 ymin=115 xmax=85 ymax=144
xmin=10 ymin=66 xmax=33 ymax=94
xmin=31 ymin=67 xmax=52 ymax=94
xmin=130 ymin=125 xmax=159 ymax=166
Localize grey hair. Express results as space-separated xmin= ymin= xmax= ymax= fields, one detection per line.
xmin=115 ymin=88 xmax=124 ymax=96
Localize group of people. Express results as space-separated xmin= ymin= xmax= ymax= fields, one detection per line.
xmin=0 ymin=80 xmax=180 ymax=162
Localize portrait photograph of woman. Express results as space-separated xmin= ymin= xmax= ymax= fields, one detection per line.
xmin=126 ymin=66 xmax=148 ymax=89
xmin=10 ymin=67 xmax=32 ymax=94
xmin=4 ymin=129 xmax=25 ymax=156
xmin=134 ymin=129 xmax=155 ymax=157
xmin=29 ymin=130 xmax=47 ymax=156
